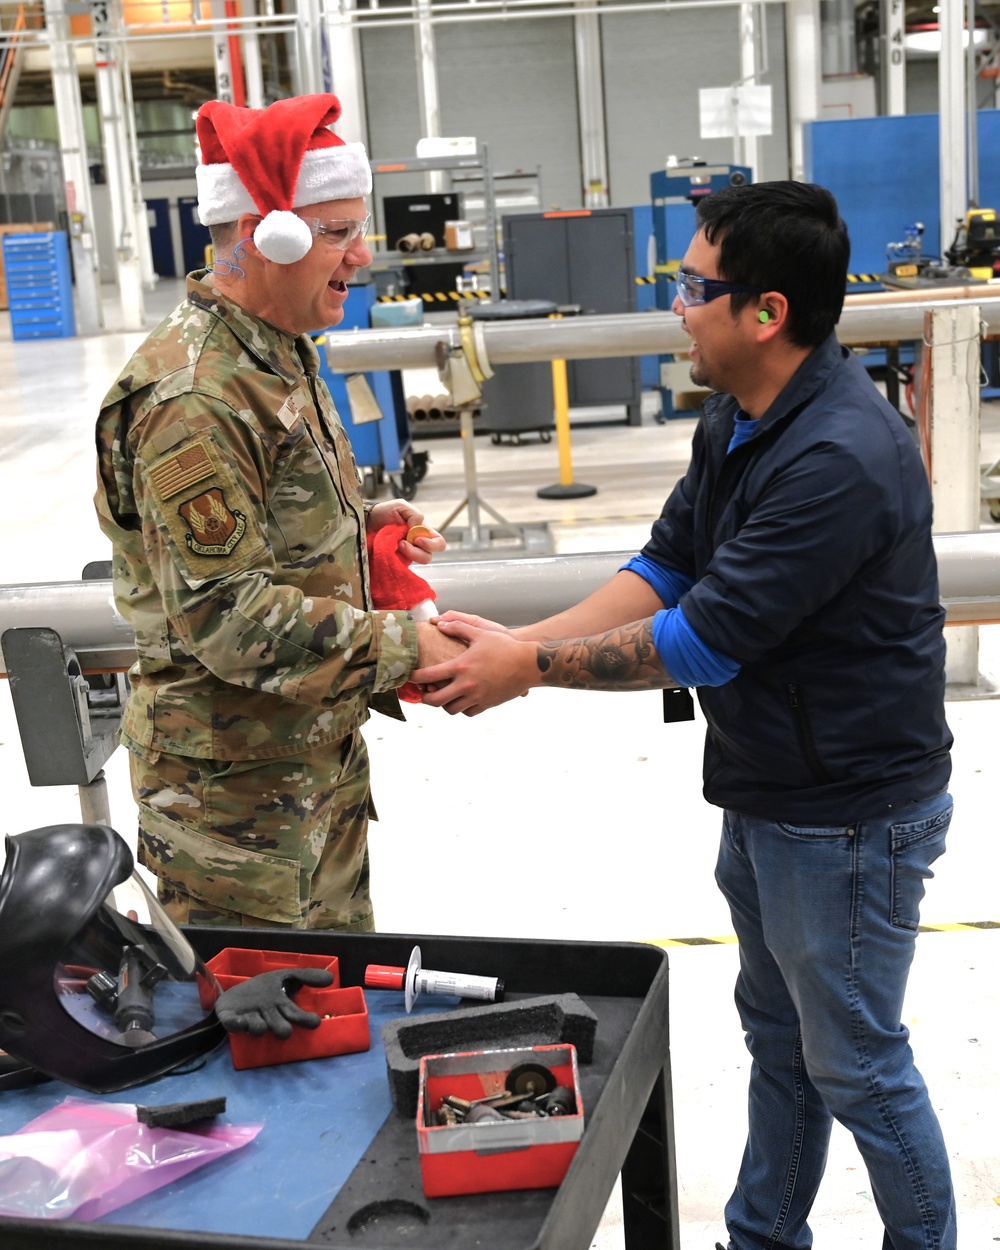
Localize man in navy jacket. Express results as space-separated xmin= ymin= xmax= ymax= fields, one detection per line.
xmin=416 ymin=181 xmax=955 ymax=1250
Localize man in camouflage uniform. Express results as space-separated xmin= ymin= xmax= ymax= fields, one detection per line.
xmin=94 ymin=93 xmax=462 ymax=931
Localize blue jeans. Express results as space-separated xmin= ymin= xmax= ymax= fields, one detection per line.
xmin=714 ymin=791 xmax=956 ymax=1250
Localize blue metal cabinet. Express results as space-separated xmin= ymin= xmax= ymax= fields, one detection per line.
xmin=804 ymin=110 xmax=1000 ymax=275
xmin=315 ymin=280 xmax=423 ymax=497
xmin=631 ymin=203 xmax=659 ymax=391
xmin=145 ymin=197 xmax=176 ymax=278
xmin=3 ymin=231 xmax=76 ymax=341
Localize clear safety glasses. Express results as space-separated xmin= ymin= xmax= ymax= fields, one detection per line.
xmin=674 ymin=268 xmax=764 ymax=307
xmin=301 ymin=213 xmax=371 ymax=250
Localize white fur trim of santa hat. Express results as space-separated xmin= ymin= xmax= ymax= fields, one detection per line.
xmin=196 ymin=142 xmax=372 ymax=227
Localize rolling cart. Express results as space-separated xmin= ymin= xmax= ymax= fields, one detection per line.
xmin=315 ymin=278 xmax=428 ymax=500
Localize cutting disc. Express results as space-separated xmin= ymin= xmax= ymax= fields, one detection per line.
xmin=504 ymin=1061 xmax=556 ymax=1097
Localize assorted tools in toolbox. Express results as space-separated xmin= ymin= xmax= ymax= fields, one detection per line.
xmin=430 ymin=1059 xmax=577 ymax=1125
xmin=416 ymin=1043 xmax=585 ymax=1197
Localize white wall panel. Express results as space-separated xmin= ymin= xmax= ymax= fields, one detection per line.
xmin=360 ymin=24 xmax=423 ymax=204
xmin=435 ymin=18 xmax=582 ymax=211
xmin=362 ymin=17 xmax=581 ymax=211
xmin=602 ymin=6 xmax=791 ymax=205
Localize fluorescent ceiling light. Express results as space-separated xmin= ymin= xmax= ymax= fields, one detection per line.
xmin=904 ymin=26 xmax=988 ymax=52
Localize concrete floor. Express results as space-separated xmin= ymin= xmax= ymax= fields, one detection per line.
xmin=0 ymin=278 xmax=997 ymax=1248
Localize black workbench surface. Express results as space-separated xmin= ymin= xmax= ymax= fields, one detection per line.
xmin=0 ymin=930 xmax=677 ymax=1250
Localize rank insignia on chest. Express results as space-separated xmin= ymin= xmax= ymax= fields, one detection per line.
xmin=179 ymin=488 xmax=247 ymax=556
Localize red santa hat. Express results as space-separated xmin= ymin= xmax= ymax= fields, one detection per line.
xmin=195 ymin=94 xmax=372 ymax=265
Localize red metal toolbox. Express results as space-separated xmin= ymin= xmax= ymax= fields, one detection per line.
xmin=416 ymin=1043 xmax=583 ymax=1198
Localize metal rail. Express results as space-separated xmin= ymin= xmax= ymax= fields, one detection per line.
xmin=323 ymin=291 xmax=1000 ymax=374
xmin=2 ymin=532 xmax=1000 ymax=676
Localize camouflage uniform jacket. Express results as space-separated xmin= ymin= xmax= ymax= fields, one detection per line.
xmin=95 ymin=271 xmax=416 ymax=761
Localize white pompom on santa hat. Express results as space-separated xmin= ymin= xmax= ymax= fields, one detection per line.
xmin=195 ymin=93 xmax=372 ymax=265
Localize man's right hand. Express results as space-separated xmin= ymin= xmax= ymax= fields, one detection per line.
xmin=434 ymin=611 xmax=512 ymax=636
xmin=415 ymin=620 xmax=468 ymax=669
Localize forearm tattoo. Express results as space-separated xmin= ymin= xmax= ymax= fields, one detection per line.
xmin=535 ymin=620 xmax=676 ymax=691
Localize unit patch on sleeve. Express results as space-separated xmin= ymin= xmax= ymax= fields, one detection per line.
xmin=179 ymin=488 xmax=247 ymax=556
xmin=149 ymin=442 xmax=215 ymax=500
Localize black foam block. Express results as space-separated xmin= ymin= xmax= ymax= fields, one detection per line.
xmin=135 ymin=1096 xmax=227 ymax=1128
xmin=380 ymin=992 xmax=598 ymax=1117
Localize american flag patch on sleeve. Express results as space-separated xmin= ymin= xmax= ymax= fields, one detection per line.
xmin=149 ymin=442 xmax=215 ymax=500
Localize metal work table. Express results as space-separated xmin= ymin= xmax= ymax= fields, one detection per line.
xmin=0 ymin=930 xmax=677 ymax=1250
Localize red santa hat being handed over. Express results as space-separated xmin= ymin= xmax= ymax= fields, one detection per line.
xmin=195 ymin=93 xmax=372 ymax=265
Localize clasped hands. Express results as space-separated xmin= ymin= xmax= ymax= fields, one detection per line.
xmin=413 ymin=612 xmax=535 ymax=716
xmin=369 ymin=500 xmax=534 ymax=715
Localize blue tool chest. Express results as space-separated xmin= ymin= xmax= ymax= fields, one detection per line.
xmin=3 ymin=230 xmax=76 ymax=341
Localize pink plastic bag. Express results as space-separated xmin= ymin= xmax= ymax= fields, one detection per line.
xmin=0 ymin=1096 xmax=261 ymax=1220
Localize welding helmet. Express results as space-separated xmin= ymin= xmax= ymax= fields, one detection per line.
xmin=0 ymin=824 xmax=224 ymax=1093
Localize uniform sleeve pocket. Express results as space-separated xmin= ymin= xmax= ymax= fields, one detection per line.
xmin=141 ymin=434 xmax=268 ymax=590
xmin=137 ymin=801 xmax=303 ymax=924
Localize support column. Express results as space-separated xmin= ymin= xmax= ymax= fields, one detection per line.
xmin=414 ymin=0 xmax=444 ymax=191
xmin=939 ymin=0 xmax=967 ymax=254
xmin=44 ymin=0 xmax=103 ymax=334
xmin=738 ymin=2 xmax=759 ymax=181
xmin=784 ymin=0 xmax=820 ymax=182
xmin=118 ymin=33 xmax=156 ymax=291
xmin=210 ymin=0 xmax=247 ymax=105
xmin=574 ymin=1 xmax=609 ymax=207
xmin=324 ymin=0 xmax=368 ymax=148
xmin=966 ymin=0 xmax=979 ymax=207
xmin=880 ymin=0 xmax=906 ymax=114
xmin=91 ymin=0 xmax=145 ymax=330
xmin=291 ymin=0 xmax=323 ymax=95
xmin=241 ymin=0 xmax=265 ymax=107
xmin=926 ymin=304 xmax=982 ymax=689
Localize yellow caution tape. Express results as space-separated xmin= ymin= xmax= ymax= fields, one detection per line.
xmin=377 ymin=290 xmax=490 ymax=303
xmin=644 ymin=921 xmax=999 ymax=946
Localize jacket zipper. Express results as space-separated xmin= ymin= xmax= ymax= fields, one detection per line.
xmin=704 ymin=421 xmax=757 ymax=547
xmin=786 ymin=683 xmax=834 ymax=784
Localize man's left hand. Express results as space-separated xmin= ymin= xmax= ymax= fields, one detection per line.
xmin=414 ymin=619 xmax=537 ymax=715
xmin=367 ymin=499 xmax=445 ymax=566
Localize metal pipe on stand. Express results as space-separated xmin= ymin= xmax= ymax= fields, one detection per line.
xmin=4 ymin=531 xmax=1000 ymax=676
xmin=324 ymin=291 xmax=1000 ymax=376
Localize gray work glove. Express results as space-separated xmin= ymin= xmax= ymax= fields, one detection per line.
xmin=214 ymin=967 xmax=334 ymax=1039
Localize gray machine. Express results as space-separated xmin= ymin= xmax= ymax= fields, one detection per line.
xmin=470 ymin=298 xmax=558 ymax=444
xmin=501 ymin=207 xmax=642 ymax=426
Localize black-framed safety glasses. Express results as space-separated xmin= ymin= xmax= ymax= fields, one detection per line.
xmin=675 ymin=268 xmax=764 ymax=307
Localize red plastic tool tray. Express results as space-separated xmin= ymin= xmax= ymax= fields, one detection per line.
xmin=416 ymin=1043 xmax=583 ymax=1198
xmin=205 ymin=946 xmax=341 ymax=990
xmin=227 ymin=983 xmax=370 ymax=1070
xmin=204 ymin=947 xmax=362 ymax=1070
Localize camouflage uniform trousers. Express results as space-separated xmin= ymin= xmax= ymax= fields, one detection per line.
xmin=129 ymin=731 xmax=376 ymax=931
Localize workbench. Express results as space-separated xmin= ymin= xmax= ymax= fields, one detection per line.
xmin=0 ymin=930 xmax=677 ymax=1250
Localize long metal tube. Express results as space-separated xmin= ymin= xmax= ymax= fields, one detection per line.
xmin=323 ymin=293 xmax=1000 ymax=374
xmin=3 ymin=532 xmax=1000 ymax=675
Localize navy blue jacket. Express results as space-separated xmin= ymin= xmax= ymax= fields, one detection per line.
xmin=642 ymin=333 xmax=952 ymax=822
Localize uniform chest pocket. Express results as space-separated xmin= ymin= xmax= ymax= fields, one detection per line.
xmin=321 ymin=410 xmax=365 ymax=512
xmin=268 ymin=437 xmax=357 ymax=566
